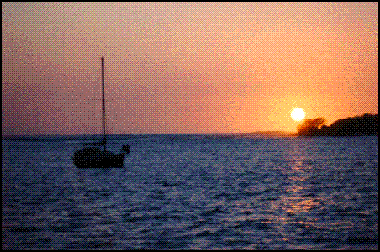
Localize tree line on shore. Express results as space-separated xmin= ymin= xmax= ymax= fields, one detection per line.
xmin=297 ymin=113 xmax=378 ymax=136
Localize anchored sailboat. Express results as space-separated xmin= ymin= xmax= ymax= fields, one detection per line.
xmin=73 ymin=57 xmax=130 ymax=168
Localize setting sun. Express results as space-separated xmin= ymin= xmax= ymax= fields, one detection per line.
xmin=291 ymin=108 xmax=305 ymax=121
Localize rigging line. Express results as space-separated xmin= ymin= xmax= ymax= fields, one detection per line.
xmin=102 ymin=57 xmax=107 ymax=151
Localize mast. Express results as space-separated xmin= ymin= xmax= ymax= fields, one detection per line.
xmin=101 ymin=57 xmax=106 ymax=151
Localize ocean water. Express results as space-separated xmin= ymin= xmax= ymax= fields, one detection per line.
xmin=2 ymin=135 xmax=378 ymax=249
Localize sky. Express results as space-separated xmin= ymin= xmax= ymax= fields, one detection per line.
xmin=2 ymin=2 xmax=378 ymax=135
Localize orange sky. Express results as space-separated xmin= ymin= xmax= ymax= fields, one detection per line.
xmin=2 ymin=3 xmax=378 ymax=135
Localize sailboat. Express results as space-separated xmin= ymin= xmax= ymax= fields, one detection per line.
xmin=73 ymin=57 xmax=130 ymax=168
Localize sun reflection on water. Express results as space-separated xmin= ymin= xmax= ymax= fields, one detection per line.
xmin=267 ymin=141 xmax=333 ymax=242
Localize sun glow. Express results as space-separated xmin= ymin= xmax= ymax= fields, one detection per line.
xmin=291 ymin=108 xmax=305 ymax=121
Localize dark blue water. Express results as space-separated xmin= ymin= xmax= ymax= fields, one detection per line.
xmin=2 ymin=135 xmax=378 ymax=249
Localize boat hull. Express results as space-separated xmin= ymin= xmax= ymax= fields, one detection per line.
xmin=73 ymin=147 xmax=125 ymax=168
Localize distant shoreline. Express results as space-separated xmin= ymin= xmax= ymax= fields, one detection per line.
xmin=2 ymin=131 xmax=298 ymax=141
xmin=3 ymin=113 xmax=378 ymax=141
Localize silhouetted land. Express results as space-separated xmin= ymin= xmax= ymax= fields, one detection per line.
xmin=297 ymin=113 xmax=378 ymax=136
